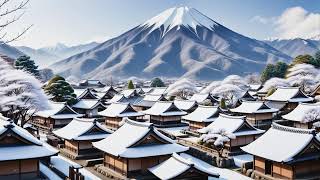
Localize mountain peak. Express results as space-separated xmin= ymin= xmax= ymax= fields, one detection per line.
xmin=141 ymin=6 xmax=218 ymax=35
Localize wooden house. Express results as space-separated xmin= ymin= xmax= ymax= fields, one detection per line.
xmin=99 ymin=102 xmax=144 ymax=129
xmin=239 ymin=90 xmax=256 ymax=101
xmin=182 ymin=106 xmax=220 ymax=130
xmin=173 ymin=100 xmax=198 ymax=113
xmin=143 ymin=101 xmax=187 ymax=127
xmin=72 ymin=99 xmax=105 ymax=118
xmin=95 ymin=86 xmax=118 ymax=102
xmin=53 ymin=118 xmax=112 ymax=159
xmin=93 ymin=119 xmax=188 ymax=179
xmin=242 ymin=123 xmax=320 ymax=180
xmin=77 ymin=88 xmax=100 ymax=100
xmin=265 ymin=87 xmax=313 ymax=114
xmin=32 ymin=102 xmax=82 ymax=131
xmin=133 ymin=94 xmax=167 ymax=111
xmin=149 ymin=153 xmax=219 ymax=180
xmin=282 ymin=103 xmax=320 ymax=129
xmin=199 ymin=114 xmax=265 ymax=155
xmin=0 ymin=120 xmax=58 ymax=179
xmin=190 ymin=93 xmax=218 ymax=106
xmin=230 ymin=101 xmax=278 ymax=129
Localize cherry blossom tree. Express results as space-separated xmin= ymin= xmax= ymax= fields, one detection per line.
xmin=166 ymin=78 xmax=198 ymax=99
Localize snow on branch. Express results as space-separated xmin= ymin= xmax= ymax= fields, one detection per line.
xmin=166 ymin=78 xmax=198 ymax=99
xmin=303 ymin=107 xmax=320 ymax=123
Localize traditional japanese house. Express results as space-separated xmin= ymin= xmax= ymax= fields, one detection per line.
xmin=242 ymin=123 xmax=320 ymax=180
xmin=265 ymin=87 xmax=313 ymax=113
xmin=173 ymin=100 xmax=198 ymax=113
xmin=148 ymin=153 xmax=219 ymax=180
xmin=190 ymin=93 xmax=218 ymax=105
xmin=249 ymin=84 xmax=262 ymax=92
xmin=93 ymin=119 xmax=188 ymax=179
xmin=310 ymin=83 xmax=320 ymax=97
xmin=95 ymin=86 xmax=118 ymax=102
xmin=53 ymin=118 xmax=112 ymax=159
xmin=77 ymin=88 xmax=100 ymax=100
xmin=106 ymin=94 xmax=129 ymax=105
xmin=143 ymin=101 xmax=187 ymax=127
xmin=120 ymin=89 xmax=143 ymax=104
xmin=182 ymin=106 xmax=220 ymax=131
xmin=99 ymin=102 xmax=144 ymax=129
xmin=282 ymin=102 xmax=320 ymax=129
xmin=32 ymin=102 xmax=82 ymax=131
xmin=72 ymin=99 xmax=105 ymax=118
xmin=0 ymin=120 xmax=58 ymax=179
xmin=239 ymin=90 xmax=256 ymax=101
xmin=230 ymin=101 xmax=278 ymax=129
xmin=199 ymin=114 xmax=265 ymax=155
xmin=78 ymin=80 xmax=105 ymax=88
xmin=133 ymin=94 xmax=167 ymax=111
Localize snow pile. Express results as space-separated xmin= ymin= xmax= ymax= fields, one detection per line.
xmin=200 ymin=128 xmax=236 ymax=146
xmin=303 ymin=107 xmax=320 ymax=123
xmin=40 ymin=163 xmax=62 ymax=180
xmin=260 ymin=77 xmax=290 ymax=93
xmin=232 ymin=154 xmax=253 ymax=168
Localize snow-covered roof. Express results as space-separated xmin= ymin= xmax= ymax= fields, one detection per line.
xmin=182 ymin=106 xmax=219 ymax=122
xmin=150 ymin=87 xmax=167 ymax=95
xmin=198 ymin=114 xmax=265 ymax=136
xmin=35 ymin=102 xmax=81 ymax=119
xmin=143 ymin=101 xmax=187 ymax=116
xmin=107 ymin=94 xmax=127 ymax=104
xmin=72 ymin=99 xmax=105 ymax=110
xmin=282 ymin=103 xmax=320 ymax=122
xmin=77 ymin=88 xmax=100 ymax=99
xmin=265 ymin=87 xmax=313 ymax=102
xmin=73 ymin=89 xmax=86 ymax=97
xmin=93 ymin=119 xmax=188 ymax=158
xmin=134 ymin=94 xmax=166 ymax=108
xmin=249 ymin=84 xmax=262 ymax=91
xmin=230 ymin=101 xmax=278 ymax=114
xmin=142 ymin=88 xmax=153 ymax=93
xmin=99 ymin=102 xmax=144 ymax=117
xmin=149 ymin=153 xmax=219 ymax=179
xmin=53 ymin=118 xmax=112 ymax=140
xmin=173 ymin=100 xmax=197 ymax=111
xmin=121 ymin=89 xmax=138 ymax=98
xmin=241 ymin=123 xmax=318 ymax=163
xmin=0 ymin=120 xmax=58 ymax=161
xmin=190 ymin=93 xmax=217 ymax=103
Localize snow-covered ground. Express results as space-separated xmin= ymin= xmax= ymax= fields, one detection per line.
xmin=51 ymin=155 xmax=101 ymax=180
xmin=232 ymin=154 xmax=253 ymax=168
xmin=180 ymin=153 xmax=251 ymax=180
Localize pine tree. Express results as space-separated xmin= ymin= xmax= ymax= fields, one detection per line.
xmin=127 ymin=80 xmax=135 ymax=89
xmin=150 ymin=77 xmax=165 ymax=87
xmin=15 ymin=55 xmax=40 ymax=77
xmin=44 ymin=75 xmax=77 ymax=105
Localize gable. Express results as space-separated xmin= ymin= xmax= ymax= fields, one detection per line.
xmin=82 ymin=125 xmax=108 ymax=136
xmin=130 ymin=131 xmax=170 ymax=147
xmin=293 ymin=90 xmax=308 ymax=99
xmin=164 ymin=104 xmax=181 ymax=113
xmin=235 ymin=122 xmax=257 ymax=133
xmin=0 ymin=130 xmax=35 ymax=146
xmin=293 ymin=138 xmax=320 ymax=160
xmin=80 ymin=91 xmax=98 ymax=99
xmin=57 ymin=106 xmax=77 ymax=115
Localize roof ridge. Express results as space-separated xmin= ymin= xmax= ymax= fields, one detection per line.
xmin=272 ymin=123 xmax=315 ymax=135
xmin=219 ymin=113 xmax=246 ymax=119
xmin=172 ymin=153 xmax=193 ymax=166
xmin=74 ymin=117 xmax=96 ymax=122
xmin=125 ymin=118 xmax=152 ymax=127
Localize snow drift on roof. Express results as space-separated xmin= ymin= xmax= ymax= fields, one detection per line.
xmin=282 ymin=102 xmax=320 ymax=122
xmin=182 ymin=105 xmax=219 ymax=122
xmin=265 ymin=87 xmax=313 ymax=102
xmin=143 ymin=101 xmax=187 ymax=116
xmin=230 ymin=101 xmax=278 ymax=114
xmin=99 ymin=102 xmax=143 ymax=117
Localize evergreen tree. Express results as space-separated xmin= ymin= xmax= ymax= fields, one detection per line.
xmin=260 ymin=62 xmax=288 ymax=82
xmin=127 ymin=80 xmax=135 ymax=89
xmin=314 ymin=51 xmax=320 ymax=67
xmin=220 ymin=98 xmax=227 ymax=109
xmin=292 ymin=54 xmax=318 ymax=67
xmin=44 ymin=75 xmax=77 ymax=105
xmin=14 ymin=55 xmax=40 ymax=77
xmin=150 ymin=77 xmax=165 ymax=87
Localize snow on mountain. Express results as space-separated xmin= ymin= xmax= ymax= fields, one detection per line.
xmin=0 ymin=43 xmax=25 ymax=59
xmin=50 ymin=6 xmax=291 ymax=81
xmin=264 ymin=38 xmax=320 ymax=58
xmin=16 ymin=42 xmax=100 ymax=68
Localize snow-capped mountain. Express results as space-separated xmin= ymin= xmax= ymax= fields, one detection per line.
xmin=50 ymin=6 xmax=291 ymax=81
xmin=264 ymin=38 xmax=320 ymax=58
xmin=16 ymin=42 xmax=99 ymax=67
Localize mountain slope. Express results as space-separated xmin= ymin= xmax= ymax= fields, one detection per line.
xmin=51 ymin=6 xmax=291 ymax=81
xmin=16 ymin=42 xmax=99 ymax=68
xmin=0 ymin=43 xmax=24 ymax=59
xmin=264 ymin=38 xmax=320 ymax=58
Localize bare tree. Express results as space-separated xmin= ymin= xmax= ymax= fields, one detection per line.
xmin=0 ymin=0 xmax=31 ymax=43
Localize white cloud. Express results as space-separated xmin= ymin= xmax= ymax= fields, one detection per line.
xmin=252 ymin=6 xmax=320 ymax=39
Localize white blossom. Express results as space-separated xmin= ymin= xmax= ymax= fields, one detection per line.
xmin=166 ymin=78 xmax=198 ymax=99
xmin=260 ymin=77 xmax=290 ymax=92
xmin=200 ymin=128 xmax=236 ymax=146
xmin=303 ymin=107 xmax=320 ymax=123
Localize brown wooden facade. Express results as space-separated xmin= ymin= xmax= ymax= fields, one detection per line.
xmin=150 ymin=115 xmax=182 ymax=126
xmin=245 ymin=113 xmax=273 ymax=130
xmin=188 ymin=121 xmax=211 ymax=131
xmin=31 ymin=116 xmax=73 ymax=131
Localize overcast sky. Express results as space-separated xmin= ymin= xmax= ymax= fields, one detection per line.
xmin=7 ymin=0 xmax=320 ymax=48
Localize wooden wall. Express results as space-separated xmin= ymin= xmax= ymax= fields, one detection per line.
xmin=254 ymin=156 xmax=294 ymax=179
xmin=188 ymin=121 xmax=209 ymax=130
xmin=0 ymin=159 xmax=38 ymax=176
xmin=105 ymin=117 xmax=122 ymax=129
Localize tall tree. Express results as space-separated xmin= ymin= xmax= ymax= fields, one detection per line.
xmin=127 ymin=80 xmax=135 ymax=89
xmin=15 ymin=55 xmax=40 ymax=77
xmin=150 ymin=77 xmax=165 ymax=87
xmin=44 ymin=75 xmax=77 ymax=105
xmin=260 ymin=62 xmax=288 ymax=82
xmin=292 ymin=54 xmax=319 ymax=67
xmin=0 ymin=59 xmax=49 ymax=126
